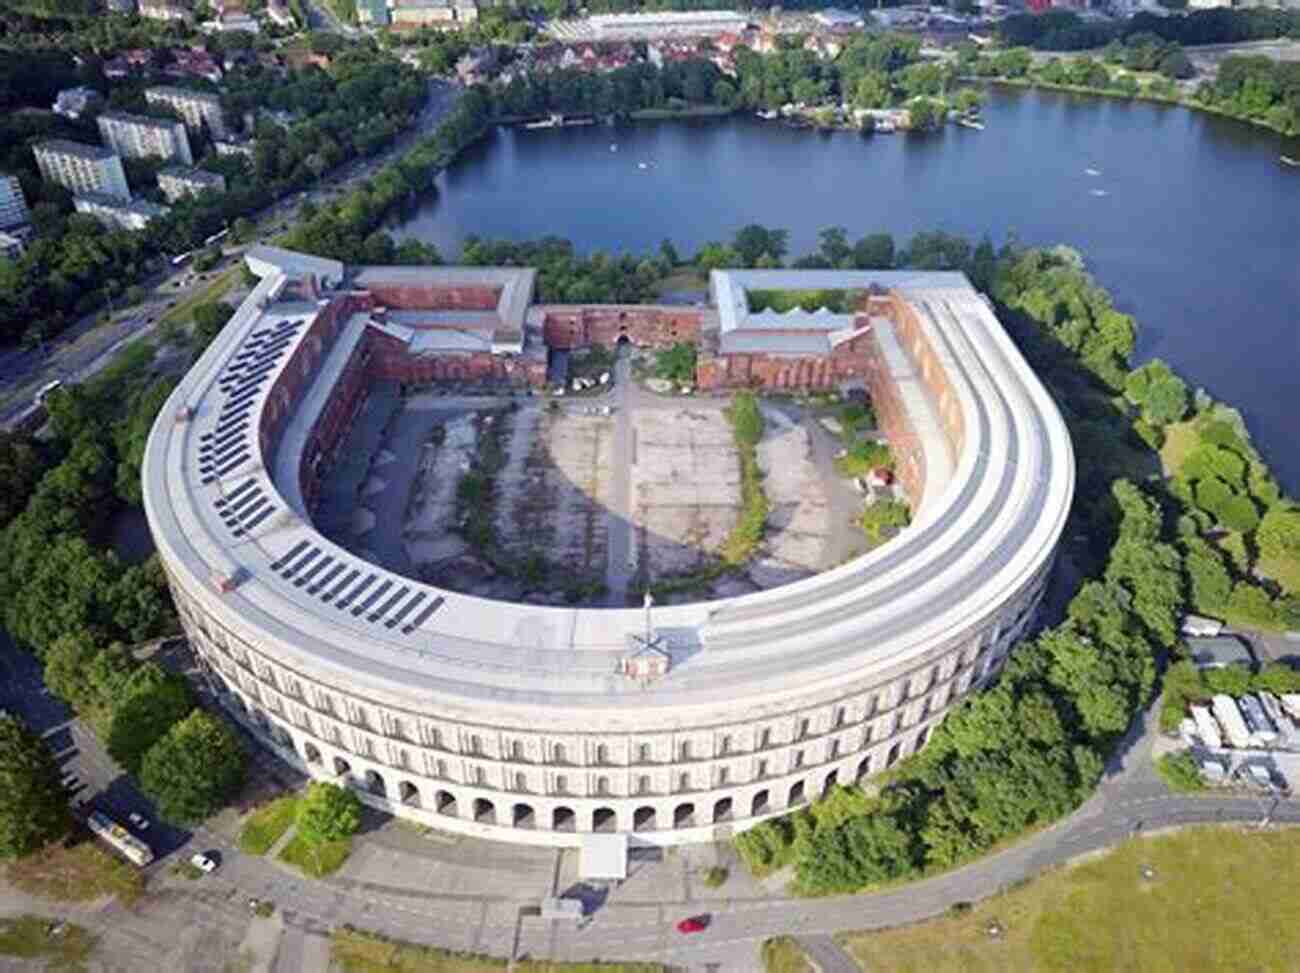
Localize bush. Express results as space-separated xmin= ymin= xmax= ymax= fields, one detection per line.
xmin=653 ymin=342 xmax=697 ymax=385
xmin=1156 ymin=752 xmax=1205 ymax=793
xmin=861 ymin=499 xmax=910 ymax=542
xmin=700 ymin=866 xmax=728 ymax=888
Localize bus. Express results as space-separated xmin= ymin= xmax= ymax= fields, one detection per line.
xmin=171 ymin=251 xmax=192 ymax=267
xmin=86 ymin=810 xmax=154 ymax=867
xmin=203 ymin=227 xmax=230 ymax=247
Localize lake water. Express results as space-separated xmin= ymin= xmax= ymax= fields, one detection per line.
xmin=397 ymin=88 xmax=1300 ymax=492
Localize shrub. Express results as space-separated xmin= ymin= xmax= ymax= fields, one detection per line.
xmin=1156 ymin=752 xmax=1205 ymax=793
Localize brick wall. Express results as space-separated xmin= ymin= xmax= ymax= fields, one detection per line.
xmin=363 ymin=282 xmax=500 ymax=312
xmin=541 ymin=306 xmax=703 ymax=351
xmin=364 ymin=328 xmax=544 ymax=387
xmin=888 ymin=296 xmax=965 ymax=458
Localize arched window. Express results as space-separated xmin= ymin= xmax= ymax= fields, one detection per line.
xmin=511 ymin=740 xmax=525 ymax=761
xmin=595 ymin=743 xmax=609 ymax=765
xmin=638 ymin=743 xmax=651 ymax=763
xmin=679 ymin=741 xmax=691 ymax=761
xmin=596 ymin=776 xmax=610 ymax=796
xmin=553 ymin=743 xmax=567 ymax=764
xmin=555 ymin=775 xmax=568 ymax=794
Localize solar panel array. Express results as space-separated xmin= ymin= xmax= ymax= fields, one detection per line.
xmin=197 ymin=316 xmax=307 ymax=486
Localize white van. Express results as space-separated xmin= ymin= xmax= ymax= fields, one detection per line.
xmin=34 ymin=379 xmax=62 ymax=407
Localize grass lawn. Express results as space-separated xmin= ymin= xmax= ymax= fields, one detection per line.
xmin=1159 ymin=419 xmax=1200 ymax=477
xmin=0 ymin=915 xmax=96 ymax=970
xmin=1259 ymin=555 xmax=1300 ymax=596
xmin=237 ymin=795 xmax=301 ymax=855
xmin=278 ymin=833 xmax=352 ymax=878
xmin=154 ymin=265 xmax=239 ymax=335
xmin=840 ymin=825 xmax=1300 ymax=972
xmin=761 ymin=937 xmax=814 ymax=973
xmin=331 ymin=927 xmax=667 ymax=972
xmin=5 ymin=838 xmax=144 ymax=906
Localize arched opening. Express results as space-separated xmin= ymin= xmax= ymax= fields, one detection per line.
xmin=855 ymin=755 xmax=870 ymax=780
xmin=713 ymin=797 xmax=733 ymax=823
xmin=473 ymin=798 xmax=497 ymax=825
xmin=399 ymin=781 xmax=421 ymax=807
xmin=304 ymin=742 xmax=322 ymax=765
xmin=229 ymin=694 xmax=248 ymax=715
xmin=886 ymin=742 xmax=902 ymax=768
xmin=822 ymin=770 xmax=839 ymax=796
xmin=592 ymin=807 xmax=616 ymax=832
xmin=435 ymin=790 xmax=457 ymax=816
xmin=673 ymin=802 xmax=696 ymax=829
xmin=512 ymin=802 xmax=535 ymax=829
xmin=273 ymin=726 xmax=294 ymax=751
xmin=333 ymin=756 xmax=351 ymax=777
xmin=616 ymin=332 xmax=630 ymax=346
xmin=364 ymin=769 xmax=387 ymax=797
xmin=552 ymin=806 xmax=576 ymax=832
xmin=788 ymin=780 xmax=806 ymax=807
xmin=751 ymin=789 xmax=770 ymax=816
xmin=633 ymin=806 xmax=656 ymax=832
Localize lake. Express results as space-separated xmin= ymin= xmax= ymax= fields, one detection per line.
xmin=396 ymin=87 xmax=1300 ymax=492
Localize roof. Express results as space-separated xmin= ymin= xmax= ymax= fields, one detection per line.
xmin=159 ymin=165 xmax=224 ymax=185
xmin=142 ymin=256 xmax=1073 ymax=725
xmin=1186 ymin=635 xmax=1256 ymax=670
xmin=147 ymin=84 xmax=221 ymax=104
xmin=98 ymin=110 xmax=185 ymax=131
xmin=74 ymin=192 xmax=169 ymax=217
xmin=579 ymin=834 xmax=627 ymax=880
xmin=246 ymin=245 xmax=344 ymax=287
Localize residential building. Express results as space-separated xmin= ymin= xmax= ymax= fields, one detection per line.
xmin=265 ymin=0 xmax=295 ymax=26
xmin=146 ymin=86 xmax=229 ymax=139
xmin=0 ymin=230 xmax=24 ymax=261
xmin=73 ymin=192 xmax=170 ymax=231
xmin=52 ymin=86 xmax=103 ymax=120
xmin=106 ymin=0 xmax=135 ymax=10
xmin=97 ymin=111 xmax=194 ymax=165
xmin=214 ymin=138 xmax=256 ymax=158
xmin=32 ymin=140 xmax=131 ymax=201
xmin=139 ymin=0 xmax=190 ymax=20
xmin=356 ymin=0 xmax=390 ymax=25
xmin=165 ymin=48 xmax=223 ymax=83
xmin=391 ymin=0 xmax=478 ymax=28
xmin=157 ymin=165 xmax=227 ymax=202
xmin=587 ymin=10 xmax=749 ymax=40
xmin=0 ymin=174 xmax=31 ymax=230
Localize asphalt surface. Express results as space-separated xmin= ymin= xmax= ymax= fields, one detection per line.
xmin=6 ymin=622 xmax=1300 ymax=971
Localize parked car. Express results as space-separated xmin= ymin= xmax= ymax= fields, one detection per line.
xmin=676 ymin=915 xmax=709 ymax=934
xmin=191 ymin=852 xmax=217 ymax=873
xmin=128 ymin=812 xmax=149 ymax=831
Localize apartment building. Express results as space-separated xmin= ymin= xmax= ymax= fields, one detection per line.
xmin=74 ymin=192 xmax=170 ymax=231
xmin=0 ymin=174 xmax=31 ymax=230
xmin=32 ymin=140 xmax=131 ymax=201
xmin=98 ymin=111 xmax=194 ymax=166
xmin=146 ymin=86 xmax=228 ymax=139
xmin=157 ymin=165 xmax=227 ymax=202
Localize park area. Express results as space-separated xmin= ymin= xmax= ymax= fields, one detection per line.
xmin=838 ymin=825 xmax=1300 ymax=972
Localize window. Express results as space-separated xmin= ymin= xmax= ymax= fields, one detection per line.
xmin=469 ymin=734 xmax=482 ymax=756
xmin=917 ymin=727 xmax=931 ymax=748
xmin=717 ymin=766 xmax=729 ymax=785
xmin=719 ymin=735 xmax=732 ymax=755
xmin=428 ymin=726 xmax=442 ymax=749
xmin=898 ymin=682 xmax=910 ymax=703
xmin=638 ymin=743 xmax=652 ymax=763
xmin=678 ymin=772 xmax=690 ymax=792
xmin=679 ymin=741 xmax=691 ymax=761
xmin=595 ymin=743 xmax=609 ymax=765
xmin=798 ymin=718 xmax=811 ymax=739
xmin=757 ymin=759 xmax=769 ymax=778
xmin=759 ymin=728 xmax=772 ymax=749
xmin=793 ymin=750 xmax=804 ymax=769
xmin=637 ymin=775 xmax=651 ymax=795
xmin=515 ymin=772 xmax=527 ymax=792
xmin=553 ymin=743 xmax=566 ymax=764
xmin=555 ymin=774 xmax=568 ymax=795
xmin=864 ymin=695 xmax=877 ymax=718
xmin=391 ymin=716 xmax=406 ymax=741
xmin=834 ymin=707 xmax=846 ymax=728
xmin=920 ymin=697 xmax=932 ymax=720
xmin=511 ymin=740 xmax=525 ymax=761
xmin=862 ymin=724 xmax=873 ymax=745
xmin=474 ymin=766 xmax=486 ymax=786
xmin=435 ymin=759 xmax=447 ymax=778
xmin=829 ymin=739 xmax=840 ymax=759
xmin=596 ymin=776 xmax=610 ymax=796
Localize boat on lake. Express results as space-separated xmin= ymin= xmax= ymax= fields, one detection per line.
xmin=1085 ymin=166 xmax=1102 ymax=176
xmin=1090 ymin=188 xmax=1109 ymax=197
xmin=1282 ymin=156 xmax=1299 ymax=167
xmin=957 ymin=117 xmax=984 ymax=130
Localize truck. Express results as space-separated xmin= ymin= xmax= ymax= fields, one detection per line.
xmin=1190 ymin=705 xmax=1222 ymax=750
xmin=86 ymin=810 xmax=153 ymax=867
xmin=1211 ymin=694 xmax=1252 ymax=749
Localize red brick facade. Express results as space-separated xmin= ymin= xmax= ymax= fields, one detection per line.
xmin=542 ymin=306 xmax=703 ymax=351
xmin=696 ymin=327 xmax=877 ymax=391
xmin=364 ymin=327 xmax=544 ymax=387
xmin=362 ymin=283 xmax=500 ymax=312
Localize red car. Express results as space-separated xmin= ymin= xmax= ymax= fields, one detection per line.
xmin=676 ymin=915 xmax=709 ymax=934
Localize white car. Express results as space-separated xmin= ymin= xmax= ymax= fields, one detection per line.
xmin=128 ymin=812 xmax=149 ymax=831
xmin=190 ymin=853 xmax=217 ymax=873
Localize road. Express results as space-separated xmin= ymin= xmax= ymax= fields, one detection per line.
xmin=0 ymin=79 xmax=461 ymax=432
xmin=7 ymin=618 xmax=1300 ymax=969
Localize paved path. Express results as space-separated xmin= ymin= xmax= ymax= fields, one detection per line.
xmin=604 ymin=348 xmax=634 ymax=605
xmin=5 ymin=639 xmax=1300 ymax=969
xmin=798 ymin=935 xmax=859 ymax=973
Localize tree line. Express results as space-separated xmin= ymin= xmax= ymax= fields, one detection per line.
xmin=999 ymin=7 xmax=1300 ymax=53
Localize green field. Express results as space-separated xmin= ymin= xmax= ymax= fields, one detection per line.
xmin=237 ymin=794 xmax=302 ymax=855
xmin=331 ymin=927 xmax=666 ymax=972
xmin=278 ymin=833 xmax=352 ymax=878
xmin=841 ymin=826 xmax=1300 ymax=973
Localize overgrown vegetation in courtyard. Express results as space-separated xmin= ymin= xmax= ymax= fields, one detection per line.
xmin=0 ymin=915 xmax=96 ymax=969
xmin=840 ymin=825 xmax=1300 ymax=972
xmin=747 ymin=289 xmax=866 ymax=315
xmin=1158 ymin=659 xmax=1300 ymax=733
xmin=720 ymin=392 xmax=770 ymax=566
xmin=238 ymin=794 xmax=304 ymax=856
xmin=5 ymin=839 xmax=144 ymax=906
xmin=652 ymin=342 xmax=697 ymax=386
xmin=860 ymin=498 xmax=911 ymax=543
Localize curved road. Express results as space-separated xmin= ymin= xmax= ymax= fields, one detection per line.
xmin=3 ymin=634 xmax=1296 ymax=970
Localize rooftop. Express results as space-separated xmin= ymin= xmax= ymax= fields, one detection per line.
xmin=143 ymin=252 xmax=1073 ymax=720
xmin=99 ymin=110 xmax=186 ymax=130
xmin=34 ymin=139 xmax=119 ymax=161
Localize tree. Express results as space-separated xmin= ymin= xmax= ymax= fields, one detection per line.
xmin=818 ymin=226 xmax=851 ymax=268
xmin=139 ymin=711 xmax=245 ymax=825
xmin=852 ymin=233 xmax=895 ymax=269
xmin=1225 ymin=582 xmax=1276 ymax=629
xmin=0 ymin=714 xmax=69 ymax=860
xmin=654 ymin=342 xmax=698 ymax=384
xmin=1124 ymin=359 xmax=1188 ymax=426
xmin=105 ymin=662 xmax=195 ymax=774
xmin=191 ymin=301 xmax=235 ymax=354
xmin=731 ymin=224 xmax=787 ymax=267
xmin=1258 ymin=508 xmax=1300 ymax=562
xmin=296 ymin=780 xmax=362 ymax=870
xmin=1182 ymin=537 xmax=1232 ymax=615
